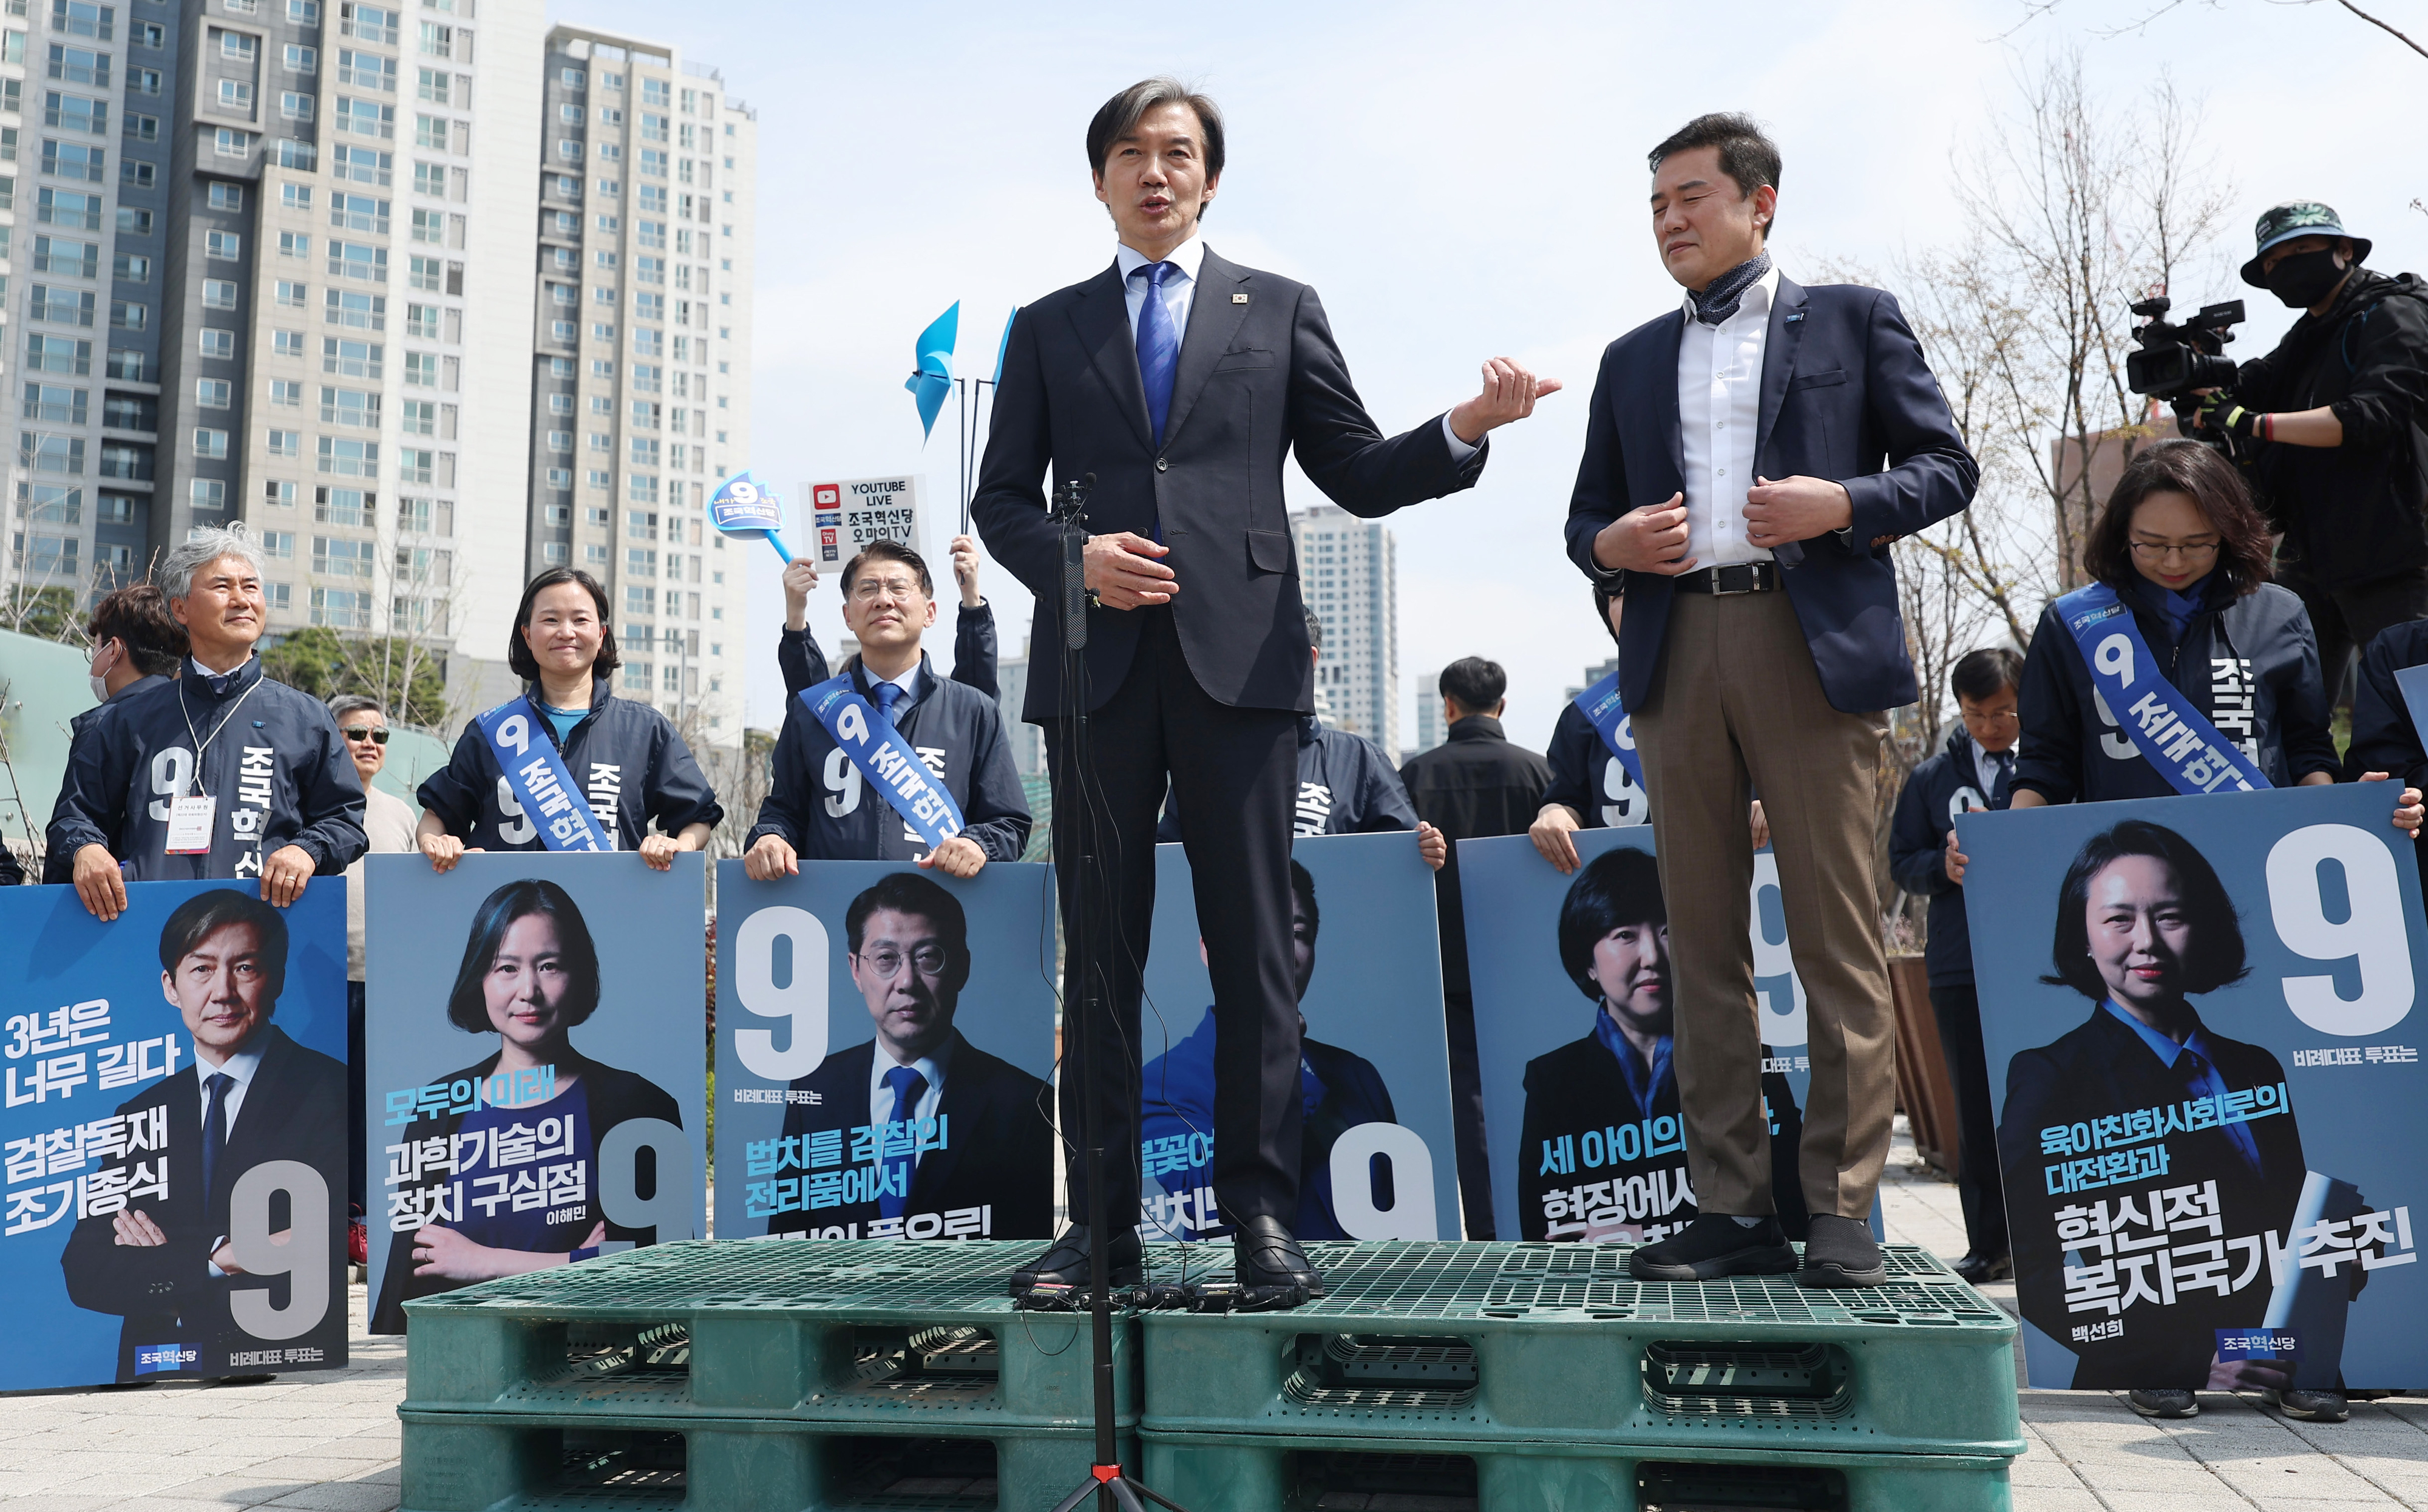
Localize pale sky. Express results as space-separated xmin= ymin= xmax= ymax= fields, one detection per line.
xmin=548 ymin=0 xmax=2427 ymax=751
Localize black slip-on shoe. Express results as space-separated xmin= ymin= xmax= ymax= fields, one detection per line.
xmin=2128 ymin=1388 xmax=2197 ymax=1419
xmin=1796 ymin=1214 xmax=1888 ymax=1289
xmin=1627 ymin=1215 xmax=1799 ymax=1282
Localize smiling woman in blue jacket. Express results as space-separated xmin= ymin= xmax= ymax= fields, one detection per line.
xmin=415 ymin=569 xmax=722 ymax=869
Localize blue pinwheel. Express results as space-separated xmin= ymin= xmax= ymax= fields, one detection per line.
xmin=904 ymin=302 xmax=960 ymax=441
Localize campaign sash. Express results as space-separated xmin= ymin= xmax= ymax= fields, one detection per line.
xmin=1572 ymin=669 xmax=1646 ymax=789
xmin=798 ymin=674 xmax=966 ymax=849
xmin=474 ymin=698 xmax=610 ymax=851
xmin=2056 ymin=582 xmax=2270 ymax=796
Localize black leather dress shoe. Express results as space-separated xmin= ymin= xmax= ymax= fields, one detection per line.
xmin=1233 ymin=1215 xmax=1324 ymax=1298
xmin=1950 ymin=1252 xmax=2013 ymax=1284
xmin=1009 ymin=1224 xmax=1142 ymax=1295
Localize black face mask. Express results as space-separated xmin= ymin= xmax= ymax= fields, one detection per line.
xmin=2265 ymin=248 xmax=2348 ymax=310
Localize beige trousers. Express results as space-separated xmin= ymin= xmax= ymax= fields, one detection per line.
xmin=1633 ymin=588 xmax=1894 ymax=1219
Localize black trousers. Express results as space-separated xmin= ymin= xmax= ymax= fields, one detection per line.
xmin=348 ymin=978 xmax=367 ymax=1217
xmin=2277 ymin=560 xmax=2428 ymax=707
xmin=1440 ymin=989 xmax=1496 ymax=1239
xmin=1043 ymin=608 xmax=1303 ymax=1230
xmin=1927 ymin=982 xmax=2007 ymax=1261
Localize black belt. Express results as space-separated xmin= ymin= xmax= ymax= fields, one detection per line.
xmin=1672 ymin=563 xmax=1781 ymax=595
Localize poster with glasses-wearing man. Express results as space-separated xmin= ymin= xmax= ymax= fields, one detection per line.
xmin=1136 ymin=832 xmax=1460 ymax=1242
xmin=1960 ymin=783 xmax=2428 ymax=1391
xmin=1 ymin=881 xmax=350 ymax=1388
xmin=364 ymin=853 xmax=704 ymax=1332
xmin=713 ymin=861 xmax=1059 ymax=1244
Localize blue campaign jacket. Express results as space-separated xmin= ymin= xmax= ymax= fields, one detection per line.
xmin=44 ymin=673 xmax=177 ymax=884
xmin=747 ymin=654 xmax=1031 ymax=863
xmin=2013 ymin=579 xmax=2339 ymax=805
xmin=2347 ymin=618 xmax=2428 ymax=788
xmin=778 ymin=600 xmax=1000 ymax=702
xmin=47 ymin=657 xmax=367 ymax=882
xmin=1564 ymin=277 xmax=1979 ymax=714
xmin=1888 ymin=726 xmax=2010 ymax=987
xmin=1540 ymin=699 xmax=1650 ymax=829
xmin=1156 ymin=716 xmax=1417 ymax=842
xmin=418 ymin=676 xmax=724 ymax=851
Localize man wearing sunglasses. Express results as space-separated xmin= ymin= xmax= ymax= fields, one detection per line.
xmin=328 ymin=694 xmax=418 ymax=1222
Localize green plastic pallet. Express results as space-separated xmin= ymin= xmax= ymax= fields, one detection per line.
xmin=399 ymin=1408 xmax=1132 ymax=1512
xmin=1141 ymin=1242 xmax=2022 ymax=1459
xmin=400 ymin=1239 xmax=1136 ymax=1431
xmin=1141 ymin=1429 xmax=2013 ymax=1512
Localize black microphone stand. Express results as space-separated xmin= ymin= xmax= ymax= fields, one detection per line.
xmin=1039 ymin=473 xmax=1188 ymax=1512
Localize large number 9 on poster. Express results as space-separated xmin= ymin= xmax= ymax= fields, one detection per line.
xmin=227 ymin=1161 xmax=330 ymax=1341
xmin=733 ymin=905 xmax=829 ymax=1079
xmin=2267 ymin=823 xmax=2415 ymax=1036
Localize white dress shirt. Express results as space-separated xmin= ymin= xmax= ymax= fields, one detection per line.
xmin=1677 ymin=263 xmax=1780 ymax=568
xmin=1113 ymin=234 xmax=1477 ymax=462
xmin=867 ymin=1036 xmax=951 ymax=1136
xmin=1972 ymin=742 xmax=2015 ymax=801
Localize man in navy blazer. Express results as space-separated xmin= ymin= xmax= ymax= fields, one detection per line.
xmin=1564 ymin=114 xmax=1976 ymax=1289
xmin=974 ymin=78 xmax=1555 ymax=1300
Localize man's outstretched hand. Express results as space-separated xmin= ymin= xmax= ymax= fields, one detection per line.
xmin=1448 ymin=358 xmax=1561 ymax=445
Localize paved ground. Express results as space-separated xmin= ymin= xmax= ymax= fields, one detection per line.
xmin=3 ymin=1119 xmax=2423 ymax=1510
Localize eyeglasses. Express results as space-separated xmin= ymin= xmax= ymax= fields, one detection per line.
xmin=341 ymin=725 xmax=391 ymax=745
xmin=849 ymin=575 xmax=926 ymax=603
xmin=857 ymin=945 xmax=949 ymax=978
xmin=2128 ymin=540 xmax=2222 ymax=563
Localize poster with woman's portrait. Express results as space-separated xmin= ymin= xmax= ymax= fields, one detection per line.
xmin=1960 ymin=783 xmax=2428 ymax=1391
xmin=363 ymin=853 xmax=705 ymax=1333
xmin=1 ymin=881 xmax=350 ymax=1389
xmin=712 ymin=860 xmax=1059 ymax=1245
xmin=1461 ymin=829 xmax=1821 ymax=1248
xmin=1136 ymin=832 xmax=1459 ymax=1243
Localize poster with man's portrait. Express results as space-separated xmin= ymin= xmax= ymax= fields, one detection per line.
xmin=2 ymin=881 xmax=350 ymax=1389
xmin=1961 ymin=783 xmax=2428 ymax=1391
xmin=713 ymin=859 xmax=1058 ymax=1244
xmin=364 ymin=853 xmax=705 ymax=1333
xmin=1137 ymin=832 xmax=1460 ymax=1242
xmin=1462 ymin=829 xmax=1822 ymax=1248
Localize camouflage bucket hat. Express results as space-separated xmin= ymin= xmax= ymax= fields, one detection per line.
xmin=2240 ymin=201 xmax=2370 ymax=287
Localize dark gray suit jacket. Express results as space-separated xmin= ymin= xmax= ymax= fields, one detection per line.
xmin=973 ymin=246 xmax=1487 ymax=719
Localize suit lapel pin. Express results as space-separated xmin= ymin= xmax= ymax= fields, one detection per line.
xmin=1232 ymin=293 xmax=1249 ymax=304
xmin=1785 ymin=312 xmax=1805 ymax=324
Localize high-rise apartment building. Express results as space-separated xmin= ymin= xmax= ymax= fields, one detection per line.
xmin=1290 ymin=502 xmax=1397 ymax=759
xmin=525 ymin=24 xmax=752 ymax=744
xmin=4 ymin=0 xmax=197 ymax=595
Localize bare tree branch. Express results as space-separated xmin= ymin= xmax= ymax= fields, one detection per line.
xmin=2333 ymin=0 xmax=2428 ymax=59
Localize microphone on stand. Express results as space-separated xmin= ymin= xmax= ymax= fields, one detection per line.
xmin=1056 ymin=472 xmax=1095 ymax=651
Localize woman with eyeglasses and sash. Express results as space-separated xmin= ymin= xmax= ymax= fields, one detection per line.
xmin=2006 ymin=441 xmax=2344 ymax=809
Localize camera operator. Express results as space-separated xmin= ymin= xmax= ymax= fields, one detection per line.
xmin=2196 ymin=202 xmax=2428 ymax=694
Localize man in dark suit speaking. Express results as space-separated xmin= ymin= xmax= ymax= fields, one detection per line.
xmin=1565 ymin=114 xmax=1977 ymax=1289
xmin=773 ymin=873 xmax=1054 ymax=1239
xmin=974 ymin=77 xmax=1555 ymax=1298
xmin=62 ymin=890 xmax=348 ymax=1381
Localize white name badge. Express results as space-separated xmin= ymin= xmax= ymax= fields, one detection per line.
xmin=164 ymin=795 xmax=216 ymax=855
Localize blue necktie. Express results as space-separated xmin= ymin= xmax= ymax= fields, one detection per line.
xmin=200 ymin=1073 xmax=232 ymax=1199
xmin=1133 ymin=261 xmax=1180 ymax=447
xmin=879 ymin=1066 xmax=929 ymax=1220
xmin=1989 ymin=748 xmax=2015 ymax=809
xmin=872 ymin=679 xmax=904 ymax=728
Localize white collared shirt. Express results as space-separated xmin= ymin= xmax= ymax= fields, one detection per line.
xmin=1973 ymin=742 xmax=2015 ymax=799
xmin=189 ymin=652 xmax=253 ymax=682
xmin=1677 ymin=263 xmax=1781 ymax=568
xmin=866 ymin=1035 xmax=952 ymax=1140
xmin=1112 ymin=234 xmax=1477 ymax=463
xmin=192 ymin=1040 xmax=264 ymax=1134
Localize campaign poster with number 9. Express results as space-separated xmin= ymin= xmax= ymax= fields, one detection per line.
xmin=1 ymin=880 xmax=350 ymax=1389
xmin=714 ymin=859 xmax=1059 ymax=1245
xmin=1961 ymin=782 xmax=2428 ymax=1391
xmin=365 ymin=853 xmax=705 ymax=1332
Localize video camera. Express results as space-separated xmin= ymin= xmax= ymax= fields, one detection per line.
xmin=2127 ymin=296 xmax=2250 ymax=458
